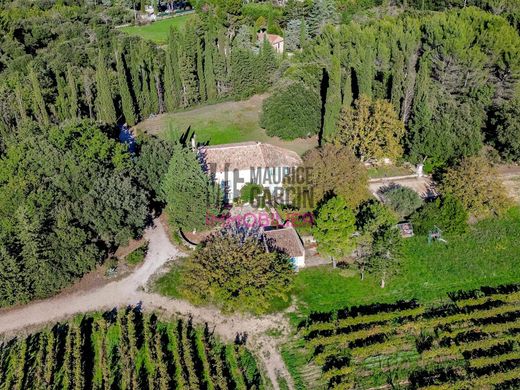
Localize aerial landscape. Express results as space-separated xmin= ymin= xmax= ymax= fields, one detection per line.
xmin=0 ymin=0 xmax=519 ymax=389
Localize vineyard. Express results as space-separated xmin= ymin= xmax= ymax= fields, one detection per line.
xmin=0 ymin=307 xmax=264 ymax=390
xmin=295 ymin=284 xmax=520 ymax=389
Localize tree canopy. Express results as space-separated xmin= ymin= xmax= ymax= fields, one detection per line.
xmin=179 ymin=229 xmax=294 ymax=314
xmin=439 ymin=156 xmax=511 ymax=218
xmin=161 ymin=143 xmax=222 ymax=232
xmin=286 ymin=144 xmax=369 ymax=210
xmin=0 ymin=121 xmax=152 ymax=306
xmin=335 ymin=96 xmax=405 ymax=161
xmin=313 ymin=196 xmax=357 ymax=263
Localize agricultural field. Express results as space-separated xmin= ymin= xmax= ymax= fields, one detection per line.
xmin=0 ymin=308 xmax=264 ymax=390
xmin=119 ymin=13 xmax=195 ymax=44
xmin=290 ymin=284 xmax=520 ymax=389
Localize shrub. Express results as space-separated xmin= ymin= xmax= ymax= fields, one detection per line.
xmin=380 ymin=184 xmax=422 ymax=218
xmin=125 ymin=242 xmax=149 ymax=266
xmin=412 ymin=195 xmax=468 ymax=235
xmin=240 ymin=183 xmax=264 ymax=204
xmin=260 ymin=81 xmax=322 ymax=140
xmin=179 ymin=230 xmax=294 ymax=314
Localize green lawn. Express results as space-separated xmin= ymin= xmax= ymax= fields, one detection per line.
xmin=119 ymin=14 xmax=194 ymax=44
xmin=294 ymin=207 xmax=520 ymax=315
xmin=136 ymin=95 xmax=317 ymax=156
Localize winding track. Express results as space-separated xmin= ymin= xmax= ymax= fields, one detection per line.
xmin=0 ymin=219 xmax=294 ymax=390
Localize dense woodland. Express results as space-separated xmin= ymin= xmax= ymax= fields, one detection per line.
xmin=263 ymin=5 xmax=520 ymax=168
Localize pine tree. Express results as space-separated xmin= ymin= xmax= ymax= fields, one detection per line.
xmin=28 ymin=65 xmax=49 ymax=126
xmin=285 ymin=19 xmax=302 ymax=52
xmin=115 ymin=48 xmax=137 ymax=126
xmin=94 ymin=50 xmax=117 ymax=123
xmin=204 ymin=32 xmax=217 ymax=101
xmin=308 ymin=0 xmax=336 ymax=37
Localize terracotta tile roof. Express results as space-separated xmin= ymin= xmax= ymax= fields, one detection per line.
xmin=200 ymin=142 xmax=302 ymax=172
xmin=265 ymin=227 xmax=305 ymax=258
xmin=257 ymin=32 xmax=284 ymax=44
xmin=267 ymin=34 xmax=283 ymax=44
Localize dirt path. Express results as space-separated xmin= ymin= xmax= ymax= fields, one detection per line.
xmin=0 ymin=219 xmax=294 ymax=389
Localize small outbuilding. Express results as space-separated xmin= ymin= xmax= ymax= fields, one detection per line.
xmin=265 ymin=227 xmax=305 ymax=268
xmin=257 ymin=30 xmax=284 ymax=54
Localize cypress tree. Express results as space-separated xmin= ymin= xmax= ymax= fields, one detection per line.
xmin=390 ymin=51 xmax=405 ymax=115
xmin=323 ymin=50 xmax=342 ymax=141
xmin=66 ymin=64 xmax=78 ymax=119
xmin=204 ymin=32 xmax=217 ymax=101
xmin=94 ymin=50 xmax=117 ymax=124
xmin=196 ymin=37 xmax=207 ymax=102
xmin=164 ymin=27 xmax=182 ymax=111
xmin=178 ymin=26 xmax=199 ymax=106
xmin=148 ymin=57 xmax=160 ymax=115
xmin=28 ymin=65 xmax=49 ymax=126
xmin=213 ymin=30 xmax=230 ymax=98
xmin=115 ymin=48 xmax=137 ymax=126
xmin=13 ymin=73 xmax=28 ymax=124
xmin=55 ymin=73 xmax=68 ymax=121
xmin=342 ymin=68 xmax=352 ymax=108
xmin=257 ymin=39 xmax=277 ymax=91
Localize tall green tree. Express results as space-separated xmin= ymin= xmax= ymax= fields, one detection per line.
xmin=66 ymin=64 xmax=78 ymax=120
xmin=161 ymin=144 xmax=222 ymax=231
xmin=196 ymin=36 xmax=207 ymax=102
xmin=204 ymin=32 xmax=217 ymax=101
xmin=115 ymin=48 xmax=137 ymax=126
xmin=492 ymin=97 xmax=520 ymax=161
xmin=313 ymin=196 xmax=357 ymax=267
xmin=164 ymin=27 xmax=183 ymax=111
xmin=323 ymin=47 xmax=342 ymax=141
xmin=28 ymin=65 xmax=49 ymax=126
xmin=94 ymin=51 xmax=117 ymax=123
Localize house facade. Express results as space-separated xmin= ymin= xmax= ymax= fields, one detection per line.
xmin=200 ymin=141 xmax=302 ymax=203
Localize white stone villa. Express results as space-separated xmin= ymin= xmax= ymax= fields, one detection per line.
xmin=199 ymin=141 xmax=306 ymax=268
xmin=199 ymin=141 xmax=303 ymax=204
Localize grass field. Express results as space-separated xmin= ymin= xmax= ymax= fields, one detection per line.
xmin=294 ymin=207 xmax=520 ymax=315
xmin=136 ymin=94 xmax=317 ymax=156
xmin=119 ymin=13 xmax=195 ymax=44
